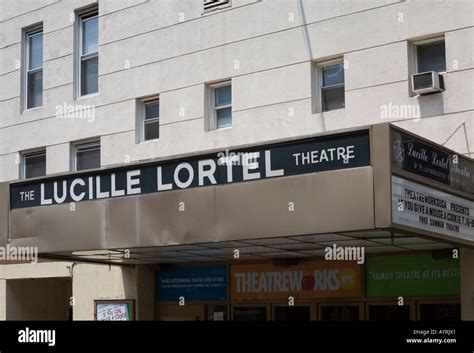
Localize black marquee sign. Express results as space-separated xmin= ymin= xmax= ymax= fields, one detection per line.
xmin=10 ymin=130 xmax=370 ymax=210
xmin=391 ymin=130 xmax=474 ymax=195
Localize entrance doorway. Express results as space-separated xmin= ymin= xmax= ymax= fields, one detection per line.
xmin=418 ymin=301 xmax=460 ymax=320
xmin=5 ymin=277 xmax=72 ymax=320
xmin=205 ymin=304 xmax=228 ymax=321
xmin=367 ymin=302 xmax=414 ymax=320
xmin=319 ymin=303 xmax=362 ymax=320
xmin=156 ymin=303 xmax=204 ymax=321
xmin=232 ymin=304 xmax=270 ymax=321
xmin=273 ymin=306 xmax=311 ymax=321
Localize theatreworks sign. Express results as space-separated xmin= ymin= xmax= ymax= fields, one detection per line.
xmin=231 ymin=261 xmax=362 ymax=300
xmin=10 ymin=130 xmax=370 ymax=209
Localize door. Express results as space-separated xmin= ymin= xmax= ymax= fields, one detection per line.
xmin=160 ymin=316 xmax=199 ymax=321
xmin=156 ymin=303 xmax=204 ymax=321
xmin=272 ymin=304 xmax=316 ymax=321
xmin=319 ymin=303 xmax=362 ymax=320
xmin=417 ymin=301 xmax=460 ymax=320
xmin=205 ymin=304 xmax=229 ymax=321
xmin=366 ymin=301 xmax=415 ymax=320
xmin=232 ymin=304 xmax=270 ymax=321
xmin=273 ymin=305 xmax=312 ymax=321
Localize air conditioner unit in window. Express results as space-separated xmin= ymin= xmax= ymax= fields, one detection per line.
xmin=411 ymin=71 xmax=445 ymax=95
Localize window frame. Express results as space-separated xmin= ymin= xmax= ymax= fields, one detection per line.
xmin=413 ymin=36 xmax=446 ymax=74
xmin=76 ymin=8 xmax=99 ymax=98
xmin=72 ymin=140 xmax=101 ymax=171
xmin=23 ymin=26 xmax=43 ymax=111
xmin=140 ymin=97 xmax=160 ymax=142
xmin=316 ymin=58 xmax=345 ymax=113
xmin=21 ymin=149 xmax=46 ymax=180
xmin=208 ymin=80 xmax=232 ymax=131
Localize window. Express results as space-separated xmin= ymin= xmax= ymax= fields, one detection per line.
xmin=78 ymin=9 xmax=98 ymax=96
xmin=141 ymin=99 xmax=160 ymax=141
xmin=22 ymin=151 xmax=46 ymax=179
xmin=415 ymin=39 xmax=446 ymax=73
xmin=209 ymin=81 xmax=232 ymax=130
xmin=74 ymin=141 xmax=100 ymax=171
xmin=204 ymin=0 xmax=230 ymax=11
xmin=319 ymin=61 xmax=345 ymax=112
xmin=24 ymin=28 xmax=43 ymax=109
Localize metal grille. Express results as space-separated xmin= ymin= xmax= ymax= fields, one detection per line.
xmin=204 ymin=0 xmax=229 ymax=10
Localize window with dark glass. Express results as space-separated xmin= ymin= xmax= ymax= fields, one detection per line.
xmin=79 ymin=10 xmax=98 ymax=96
xmin=320 ymin=305 xmax=360 ymax=321
xmin=368 ymin=305 xmax=411 ymax=321
xmin=75 ymin=142 xmax=100 ymax=171
xmin=233 ymin=307 xmax=267 ymax=321
xmin=416 ymin=40 xmax=446 ymax=73
xmin=25 ymin=29 xmax=43 ymax=109
xmin=419 ymin=303 xmax=460 ymax=321
xmin=23 ymin=151 xmax=46 ymax=179
xmin=321 ymin=62 xmax=345 ymax=112
xmin=209 ymin=82 xmax=231 ymax=130
xmin=274 ymin=306 xmax=311 ymax=321
xmin=144 ymin=99 xmax=160 ymax=141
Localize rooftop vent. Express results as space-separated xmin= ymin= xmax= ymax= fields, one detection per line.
xmin=204 ymin=0 xmax=230 ymax=10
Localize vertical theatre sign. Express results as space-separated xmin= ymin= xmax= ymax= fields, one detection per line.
xmin=391 ymin=129 xmax=473 ymax=195
xmin=391 ymin=128 xmax=474 ymax=241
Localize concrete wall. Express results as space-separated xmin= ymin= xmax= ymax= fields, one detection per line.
xmin=1 ymin=0 xmax=473 ymax=182
xmin=0 ymin=261 xmax=153 ymax=320
xmin=136 ymin=265 xmax=154 ymax=320
xmin=0 ymin=279 xmax=6 ymax=320
xmin=0 ymin=261 xmax=72 ymax=278
xmin=72 ymin=263 xmax=154 ymax=320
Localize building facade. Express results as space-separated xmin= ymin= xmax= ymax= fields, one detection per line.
xmin=0 ymin=0 xmax=473 ymax=321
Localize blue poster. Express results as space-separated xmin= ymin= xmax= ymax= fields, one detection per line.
xmin=156 ymin=266 xmax=227 ymax=301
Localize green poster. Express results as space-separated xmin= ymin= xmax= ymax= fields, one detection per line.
xmin=365 ymin=255 xmax=459 ymax=297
